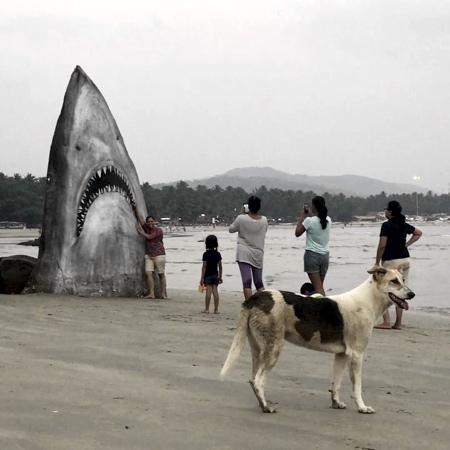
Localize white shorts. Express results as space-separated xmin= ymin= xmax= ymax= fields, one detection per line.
xmin=382 ymin=257 xmax=410 ymax=284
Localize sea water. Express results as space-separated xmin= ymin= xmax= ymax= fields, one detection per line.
xmin=1 ymin=224 xmax=449 ymax=311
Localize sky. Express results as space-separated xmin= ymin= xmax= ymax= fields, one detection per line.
xmin=1 ymin=0 xmax=450 ymax=193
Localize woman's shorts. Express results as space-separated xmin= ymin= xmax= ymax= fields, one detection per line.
xmin=304 ymin=250 xmax=329 ymax=276
xmin=204 ymin=275 xmax=220 ymax=286
xmin=145 ymin=255 xmax=166 ymax=274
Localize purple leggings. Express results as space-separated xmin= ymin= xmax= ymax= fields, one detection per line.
xmin=238 ymin=262 xmax=264 ymax=290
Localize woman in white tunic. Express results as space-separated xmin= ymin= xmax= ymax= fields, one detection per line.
xmin=229 ymin=196 xmax=269 ymax=300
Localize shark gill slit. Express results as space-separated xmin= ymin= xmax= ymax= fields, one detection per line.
xmin=76 ymin=165 xmax=135 ymax=236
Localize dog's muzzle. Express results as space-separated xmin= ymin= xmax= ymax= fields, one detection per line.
xmin=388 ymin=291 xmax=414 ymax=310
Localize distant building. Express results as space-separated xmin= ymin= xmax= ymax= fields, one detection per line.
xmin=0 ymin=221 xmax=26 ymax=229
xmin=352 ymin=215 xmax=377 ymax=222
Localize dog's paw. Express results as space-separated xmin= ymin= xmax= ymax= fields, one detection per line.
xmin=332 ymin=400 xmax=347 ymax=409
xmin=262 ymin=401 xmax=277 ymax=413
xmin=358 ymin=405 xmax=375 ymax=414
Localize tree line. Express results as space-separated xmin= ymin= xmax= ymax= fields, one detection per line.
xmin=0 ymin=173 xmax=47 ymax=226
xmin=1 ymin=173 xmax=449 ymax=227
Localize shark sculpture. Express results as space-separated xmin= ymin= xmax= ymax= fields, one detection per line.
xmin=27 ymin=66 xmax=148 ymax=297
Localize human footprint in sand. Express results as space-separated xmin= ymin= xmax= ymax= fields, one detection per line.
xmin=200 ymin=235 xmax=223 ymax=314
xmin=372 ymin=200 xmax=422 ymax=330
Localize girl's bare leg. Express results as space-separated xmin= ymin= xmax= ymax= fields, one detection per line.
xmin=392 ymin=306 xmax=403 ymax=330
xmin=145 ymin=271 xmax=155 ymax=298
xmin=202 ymin=286 xmax=212 ymax=313
xmin=308 ymin=272 xmax=325 ymax=296
xmin=212 ymin=285 xmax=220 ymax=313
xmin=158 ymin=273 xmax=168 ymax=299
xmin=374 ymin=310 xmax=391 ymax=329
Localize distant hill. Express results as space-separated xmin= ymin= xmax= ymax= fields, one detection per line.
xmin=152 ymin=167 xmax=430 ymax=197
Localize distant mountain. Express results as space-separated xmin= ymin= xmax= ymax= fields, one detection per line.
xmin=152 ymin=167 xmax=430 ymax=197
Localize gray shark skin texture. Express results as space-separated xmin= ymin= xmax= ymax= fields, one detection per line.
xmin=27 ymin=66 xmax=147 ymax=297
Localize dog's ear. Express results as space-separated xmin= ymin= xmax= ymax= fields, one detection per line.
xmin=367 ymin=265 xmax=388 ymax=275
xmin=368 ymin=265 xmax=388 ymax=281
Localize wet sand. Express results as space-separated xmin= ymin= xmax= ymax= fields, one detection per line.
xmin=1 ymin=289 xmax=449 ymax=449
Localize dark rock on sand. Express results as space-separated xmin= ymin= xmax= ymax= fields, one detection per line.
xmin=0 ymin=255 xmax=37 ymax=294
xmin=18 ymin=236 xmax=41 ymax=247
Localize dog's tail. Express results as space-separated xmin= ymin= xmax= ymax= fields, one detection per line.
xmin=220 ymin=307 xmax=250 ymax=381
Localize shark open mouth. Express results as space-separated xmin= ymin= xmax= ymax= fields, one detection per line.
xmin=27 ymin=66 xmax=148 ymax=297
xmin=388 ymin=293 xmax=409 ymax=310
xmin=77 ymin=165 xmax=136 ymax=236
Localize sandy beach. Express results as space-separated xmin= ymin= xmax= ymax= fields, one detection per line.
xmin=1 ymin=289 xmax=449 ymax=450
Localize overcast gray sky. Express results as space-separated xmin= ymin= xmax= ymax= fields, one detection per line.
xmin=1 ymin=0 xmax=449 ymax=193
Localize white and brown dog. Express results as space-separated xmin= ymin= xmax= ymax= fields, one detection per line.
xmin=220 ymin=265 xmax=414 ymax=414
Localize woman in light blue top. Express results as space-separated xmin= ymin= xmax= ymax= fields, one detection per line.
xmin=295 ymin=196 xmax=331 ymax=296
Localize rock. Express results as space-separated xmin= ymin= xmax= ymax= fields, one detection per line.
xmin=0 ymin=255 xmax=37 ymax=294
xmin=18 ymin=237 xmax=41 ymax=247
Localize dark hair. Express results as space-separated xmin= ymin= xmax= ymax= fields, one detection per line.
xmin=300 ymin=282 xmax=316 ymax=295
xmin=205 ymin=234 xmax=219 ymax=250
xmin=248 ymin=196 xmax=261 ymax=213
xmin=312 ymin=196 xmax=328 ymax=229
xmin=386 ymin=200 xmax=406 ymax=227
xmin=145 ymin=215 xmax=156 ymax=222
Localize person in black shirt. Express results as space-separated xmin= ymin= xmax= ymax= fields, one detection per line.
xmin=373 ymin=201 xmax=422 ymax=330
xmin=200 ymin=235 xmax=223 ymax=314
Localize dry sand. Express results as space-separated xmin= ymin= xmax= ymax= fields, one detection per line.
xmin=1 ymin=290 xmax=449 ymax=450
